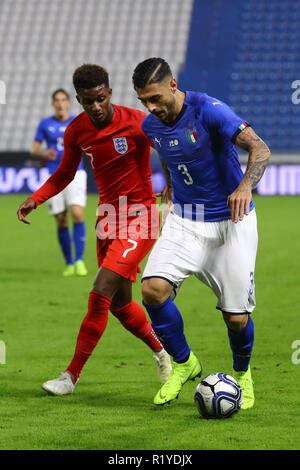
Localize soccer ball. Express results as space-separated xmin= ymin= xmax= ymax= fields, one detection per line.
xmin=194 ymin=373 xmax=242 ymax=419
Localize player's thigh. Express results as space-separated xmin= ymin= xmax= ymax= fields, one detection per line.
xmin=142 ymin=212 xmax=201 ymax=290
xmin=98 ymin=236 xmax=156 ymax=284
xmin=65 ymin=170 xmax=87 ymax=209
xmin=47 ymin=192 xmax=66 ymax=216
xmin=202 ymin=210 xmax=258 ymax=313
xmin=93 ymin=266 xmax=127 ymax=299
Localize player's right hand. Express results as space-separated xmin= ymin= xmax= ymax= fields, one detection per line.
xmin=156 ymin=184 xmax=172 ymax=204
xmin=46 ymin=148 xmax=57 ymax=160
xmin=17 ymin=198 xmax=36 ymax=224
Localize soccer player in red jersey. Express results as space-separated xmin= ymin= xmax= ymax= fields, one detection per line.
xmin=17 ymin=64 xmax=171 ymax=395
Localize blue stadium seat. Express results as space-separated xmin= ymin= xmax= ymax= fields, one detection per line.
xmin=227 ymin=0 xmax=300 ymax=150
xmin=180 ymin=0 xmax=300 ymax=151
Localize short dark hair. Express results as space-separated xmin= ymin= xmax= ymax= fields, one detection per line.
xmin=73 ymin=64 xmax=109 ymax=93
xmin=52 ymin=88 xmax=70 ymax=101
xmin=132 ymin=58 xmax=173 ymax=89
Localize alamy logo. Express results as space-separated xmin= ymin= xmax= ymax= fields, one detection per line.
xmin=0 ymin=340 xmax=6 ymax=364
xmin=291 ymin=340 xmax=300 ymax=364
xmin=291 ymin=80 xmax=300 ymax=104
xmin=0 ymin=80 xmax=6 ymax=104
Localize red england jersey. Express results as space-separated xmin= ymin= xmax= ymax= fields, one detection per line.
xmin=30 ymin=105 xmax=156 ymax=209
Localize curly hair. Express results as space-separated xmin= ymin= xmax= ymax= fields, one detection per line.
xmin=73 ymin=64 xmax=109 ymax=93
xmin=132 ymin=58 xmax=172 ymax=89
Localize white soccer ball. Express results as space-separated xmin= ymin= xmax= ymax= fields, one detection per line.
xmin=194 ymin=373 xmax=242 ymax=419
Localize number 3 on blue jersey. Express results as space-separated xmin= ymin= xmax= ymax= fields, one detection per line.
xmin=178 ymin=164 xmax=193 ymax=185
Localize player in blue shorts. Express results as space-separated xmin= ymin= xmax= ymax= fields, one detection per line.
xmin=132 ymin=58 xmax=271 ymax=408
xmin=31 ymin=89 xmax=88 ymax=277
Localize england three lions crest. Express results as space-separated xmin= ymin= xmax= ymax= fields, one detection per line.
xmin=113 ymin=137 xmax=128 ymax=154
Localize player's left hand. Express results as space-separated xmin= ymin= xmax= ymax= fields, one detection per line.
xmin=227 ymin=186 xmax=252 ymax=223
xmin=162 ymin=200 xmax=174 ymax=226
xmin=17 ymin=198 xmax=36 ymax=224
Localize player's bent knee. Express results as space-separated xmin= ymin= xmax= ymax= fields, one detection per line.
xmin=142 ymin=277 xmax=173 ymax=305
xmin=56 ymin=211 xmax=68 ymax=228
xmin=222 ymin=312 xmax=249 ymax=332
xmin=70 ymin=205 xmax=84 ymax=224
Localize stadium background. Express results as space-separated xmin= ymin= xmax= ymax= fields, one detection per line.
xmin=0 ymin=0 xmax=300 ymax=452
xmin=1 ymin=0 xmax=300 ymax=194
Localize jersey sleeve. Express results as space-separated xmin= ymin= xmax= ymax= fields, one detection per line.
xmin=30 ymin=124 xmax=82 ymax=207
xmin=34 ymin=119 xmax=46 ymax=142
xmin=133 ymin=109 xmax=155 ymax=149
xmin=202 ymin=100 xmax=249 ymax=143
xmin=141 ymin=127 xmax=155 ymax=149
xmin=141 ymin=117 xmax=155 ymax=149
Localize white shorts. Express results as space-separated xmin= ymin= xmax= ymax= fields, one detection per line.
xmin=47 ymin=170 xmax=87 ymax=216
xmin=142 ymin=209 xmax=258 ymax=314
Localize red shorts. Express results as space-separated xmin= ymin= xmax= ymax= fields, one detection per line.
xmin=96 ymin=204 xmax=159 ymax=283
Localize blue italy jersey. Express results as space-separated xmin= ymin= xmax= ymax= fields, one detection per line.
xmin=142 ymin=91 xmax=254 ymax=221
xmin=34 ymin=115 xmax=84 ymax=174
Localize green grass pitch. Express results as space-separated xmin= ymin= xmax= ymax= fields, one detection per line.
xmin=0 ymin=194 xmax=299 ymax=450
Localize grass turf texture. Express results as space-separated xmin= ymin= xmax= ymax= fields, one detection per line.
xmin=0 ymin=194 xmax=299 ymax=450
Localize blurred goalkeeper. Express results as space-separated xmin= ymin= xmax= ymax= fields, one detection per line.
xmin=17 ymin=64 xmax=171 ymax=396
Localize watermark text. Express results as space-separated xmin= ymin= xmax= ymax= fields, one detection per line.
xmin=0 ymin=80 xmax=6 ymax=104
xmin=291 ymin=80 xmax=300 ymax=104
xmin=291 ymin=340 xmax=300 ymax=365
xmin=95 ymin=196 xmax=205 ymax=241
xmin=0 ymin=340 xmax=6 ymax=364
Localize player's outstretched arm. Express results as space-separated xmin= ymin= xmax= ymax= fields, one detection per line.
xmin=17 ymin=198 xmax=36 ymax=224
xmin=228 ymin=126 xmax=271 ymax=223
xmin=31 ymin=140 xmax=57 ymax=161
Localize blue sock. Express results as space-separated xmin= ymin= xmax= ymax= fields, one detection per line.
xmin=57 ymin=227 xmax=73 ymax=265
xmin=227 ymin=316 xmax=254 ymax=372
xmin=143 ymin=296 xmax=191 ymax=362
xmin=73 ymin=222 xmax=86 ymax=261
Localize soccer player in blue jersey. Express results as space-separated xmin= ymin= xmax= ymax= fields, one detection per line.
xmin=31 ymin=89 xmax=88 ymax=276
xmin=132 ymin=58 xmax=271 ymax=408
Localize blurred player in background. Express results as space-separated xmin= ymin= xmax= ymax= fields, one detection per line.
xmin=132 ymin=57 xmax=271 ymax=408
xmin=17 ymin=64 xmax=171 ymax=396
xmin=31 ymin=89 xmax=88 ymax=277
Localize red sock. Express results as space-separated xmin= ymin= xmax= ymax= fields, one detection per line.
xmin=66 ymin=291 xmax=111 ymax=383
xmin=110 ymin=300 xmax=163 ymax=352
